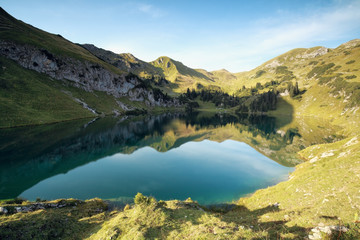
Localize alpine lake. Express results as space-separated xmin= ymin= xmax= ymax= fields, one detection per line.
xmin=0 ymin=112 xmax=342 ymax=205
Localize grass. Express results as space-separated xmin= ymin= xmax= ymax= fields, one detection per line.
xmin=241 ymin=136 xmax=360 ymax=226
xmin=1 ymin=8 xmax=360 ymax=237
xmin=0 ymin=56 xmax=95 ymax=127
xmin=0 ymin=8 xmax=123 ymax=75
xmin=0 ymin=56 xmax=136 ymax=128
xmin=0 ymin=198 xmax=108 ymax=240
xmin=0 ymin=56 xmax=182 ymax=128
xmin=1 ymin=192 xmax=359 ymax=239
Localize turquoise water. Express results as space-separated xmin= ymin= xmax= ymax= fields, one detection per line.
xmin=0 ymin=113 xmax=302 ymax=204
xmin=19 ymin=140 xmax=290 ymax=204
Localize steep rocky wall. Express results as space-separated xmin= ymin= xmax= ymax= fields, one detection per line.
xmin=0 ymin=40 xmax=179 ymax=107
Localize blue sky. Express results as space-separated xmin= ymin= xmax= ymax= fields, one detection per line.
xmin=2 ymin=0 xmax=360 ymax=72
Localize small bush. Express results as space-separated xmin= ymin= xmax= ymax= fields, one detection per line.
xmin=346 ymin=60 xmax=355 ymax=64
xmin=275 ymin=66 xmax=291 ymax=75
xmin=157 ymin=200 xmax=167 ymax=207
xmin=255 ymin=70 xmax=266 ymax=78
xmin=346 ymin=75 xmax=357 ymax=79
xmin=308 ymin=61 xmax=318 ymax=66
xmin=307 ymin=63 xmax=335 ymax=79
xmin=282 ymin=74 xmax=295 ymax=81
xmin=4 ymin=197 xmax=27 ymax=204
xmin=134 ymin=193 xmax=156 ymax=205
xmin=318 ymin=76 xmax=333 ymax=85
xmin=124 ymin=204 xmax=130 ymax=211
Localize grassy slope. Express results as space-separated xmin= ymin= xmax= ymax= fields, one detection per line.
xmin=214 ymin=40 xmax=360 ymax=95
xmin=241 ymin=136 xmax=360 ymax=226
xmin=0 ymin=56 xmax=93 ymax=127
xmin=0 ymin=8 xmax=123 ymax=75
xmin=0 ymin=8 xmax=175 ymax=128
xmin=0 ymin=56 xmax=132 ymax=128
xmin=149 ymin=56 xmax=216 ymax=93
xmin=0 ymin=199 xmax=109 ymax=240
xmin=0 ymin=8 xmax=127 ymax=127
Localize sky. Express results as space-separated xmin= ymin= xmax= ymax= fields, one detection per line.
xmin=2 ymin=0 xmax=360 ymax=72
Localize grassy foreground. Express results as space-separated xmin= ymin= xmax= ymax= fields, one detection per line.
xmin=1 ymin=101 xmax=359 ymax=239
xmin=1 ymin=134 xmax=359 ymax=240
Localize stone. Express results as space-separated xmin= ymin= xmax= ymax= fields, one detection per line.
xmin=319 ymin=226 xmax=331 ymax=235
xmin=0 ymin=207 xmax=8 ymax=214
xmin=311 ymin=228 xmax=320 ymax=233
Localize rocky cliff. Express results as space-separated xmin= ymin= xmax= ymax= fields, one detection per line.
xmin=0 ymin=40 xmax=178 ymax=107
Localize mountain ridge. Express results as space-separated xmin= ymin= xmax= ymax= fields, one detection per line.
xmin=1 ymin=7 xmax=360 ymax=239
xmin=0 ymin=6 xmax=359 ymax=131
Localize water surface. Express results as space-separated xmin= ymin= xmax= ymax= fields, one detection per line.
xmin=0 ymin=113 xmax=341 ymax=204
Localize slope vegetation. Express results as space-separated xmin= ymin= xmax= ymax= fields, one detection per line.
xmin=0 ymin=8 xmax=179 ymax=127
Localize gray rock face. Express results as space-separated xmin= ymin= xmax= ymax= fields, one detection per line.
xmin=0 ymin=41 xmax=179 ymax=107
xmin=308 ymin=225 xmax=348 ymax=239
xmin=81 ymin=44 xmax=155 ymax=73
xmin=296 ymin=47 xmax=329 ymax=59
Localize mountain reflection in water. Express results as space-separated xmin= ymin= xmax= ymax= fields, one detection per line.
xmin=0 ymin=112 xmax=342 ymax=203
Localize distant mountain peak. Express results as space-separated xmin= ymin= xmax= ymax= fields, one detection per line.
xmin=339 ymin=39 xmax=360 ymax=49
xmin=213 ymin=68 xmax=230 ymax=73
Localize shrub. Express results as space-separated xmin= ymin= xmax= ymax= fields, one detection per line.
xmin=308 ymin=61 xmax=318 ymax=66
xmin=282 ymin=74 xmax=295 ymax=81
xmin=307 ymin=63 xmax=335 ymax=79
xmin=255 ymin=70 xmax=266 ymax=78
xmin=275 ymin=66 xmax=291 ymax=75
xmin=124 ymin=204 xmax=130 ymax=211
xmin=345 ymin=75 xmax=357 ymax=79
xmin=134 ymin=193 xmax=156 ymax=205
xmin=157 ymin=200 xmax=167 ymax=207
xmin=346 ymin=60 xmax=355 ymax=64
xmin=4 ymin=197 xmax=26 ymax=204
xmin=255 ymin=82 xmax=263 ymax=90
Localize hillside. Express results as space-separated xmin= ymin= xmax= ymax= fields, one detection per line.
xmin=0 ymin=7 xmax=179 ymax=127
xmin=1 ymin=6 xmax=360 ymax=240
xmin=149 ymin=56 xmax=217 ymax=92
xmin=219 ymin=40 xmax=360 ymax=96
xmin=80 ymin=44 xmax=220 ymax=94
xmin=80 ymin=44 xmax=162 ymax=78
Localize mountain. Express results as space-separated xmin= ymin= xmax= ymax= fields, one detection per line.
xmin=241 ymin=40 xmax=360 ymax=131
xmin=1 ymin=5 xmax=359 ymax=133
xmin=219 ymin=41 xmax=360 ymax=93
xmin=1 ymin=7 xmax=360 ymax=239
xmin=81 ymin=44 xmax=219 ymax=93
xmin=0 ymin=7 xmax=179 ymax=127
xmin=80 ymin=43 xmax=162 ymax=77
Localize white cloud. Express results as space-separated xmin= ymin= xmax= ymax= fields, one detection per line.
xmin=101 ymin=0 xmax=360 ymax=73
xmin=180 ymin=0 xmax=360 ymax=72
xmin=137 ymin=3 xmax=165 ymax=18
xmin=257 ymin=1 xmax=360 ymax=50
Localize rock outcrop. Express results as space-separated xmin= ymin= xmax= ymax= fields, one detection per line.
xmin=0 ymin=40 xmax=179 ymax=107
